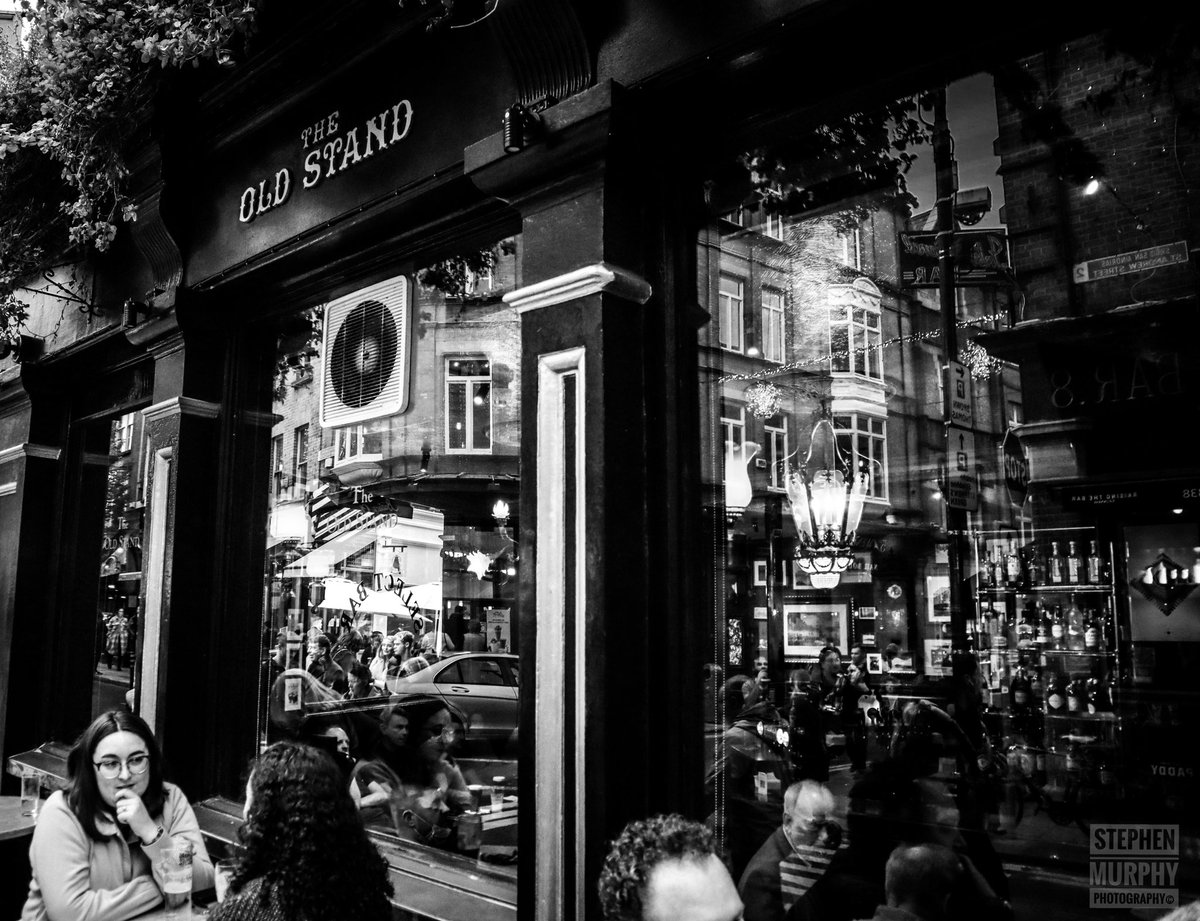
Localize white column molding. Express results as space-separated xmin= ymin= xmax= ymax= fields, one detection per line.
xmin=504 ymin=262 xmax=652 ymax=314
xmin=142 ymin=396 xmax=221 ymax=425
xmin=534 ymin=345 xmax=587 ymax=921
xmin=0 ymin=443 xmax=62 ymax=466
xmin=0 ymin=482 xmax=16 ymax=497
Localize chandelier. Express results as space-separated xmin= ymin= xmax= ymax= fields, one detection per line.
xmin=785 ymin=417 xmax=869 ymax=588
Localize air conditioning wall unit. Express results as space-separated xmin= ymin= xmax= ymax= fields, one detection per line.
xmin=318 ymin=274 xmax=412 ymax=427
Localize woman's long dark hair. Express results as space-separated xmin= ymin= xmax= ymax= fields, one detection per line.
xmin=66 ymin=709 xmax=166 ymax=842
xmin=233 ymin=741 xmax=393 ymax=921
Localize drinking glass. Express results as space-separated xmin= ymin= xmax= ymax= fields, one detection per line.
xmin=20 ymin=770 xmax=40 ymax=818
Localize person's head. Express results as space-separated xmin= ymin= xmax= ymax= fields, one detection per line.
xmin=454 ymin=604 xmax=465 ymax=616
xmin=884 ymin=642 xmax=900 ymax=664
xmin=884 ymin=843 xmax=962 ymax=920
xmin=370 ymin=631 xmax=383 ymax=651
xmin=320 ymin=725 xmax=351 ymax=757
xmin=850 ymin=645 xmax=867 ymax=668
xmin=308 ymin=633 xmax=331 ymax=663
xmin=379 ymin=704 xmax=410 ymax=749
xmin=390 ymin=782 xmax=452 ymax=845
xmin=419 ymin=704 xmax=462 ymax=754
xmin=817 ymin=646 xmax=842 ymax=682
xmin=783 ymin=780 xmax=835 ymax=840
xmin=348 ymin=662 xmax=373 ymax=698
xmin=66 ymin=709 xmax=166 ymax=839
xmin=235 ymin=741 xmax=393 ymax=915
xmin=597 ymin=814 xmax=742 ymax=921
xmin=397 ymin=631 xmax=415 ymax=654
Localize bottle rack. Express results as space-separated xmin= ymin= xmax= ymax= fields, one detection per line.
xmin=970 ymin=527 xmax=1123 ymax=789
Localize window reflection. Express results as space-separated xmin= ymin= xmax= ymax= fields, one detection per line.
xmin=259 ymin=237 xmax=521 ymax=871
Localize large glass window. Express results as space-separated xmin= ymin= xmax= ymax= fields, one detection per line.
xmin=697 ymin=36 xmax=1200 ymax=920
xmin=259 ymin=235 xmax=522 ymax=876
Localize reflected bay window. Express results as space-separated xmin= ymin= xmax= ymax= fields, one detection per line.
xmin=829 ymin=299 xmax=882 ymax=379
xmin=764 ymin=414 xmax=788 ymax=491
xmin=833 ymin=413 xmax=887 ymax=500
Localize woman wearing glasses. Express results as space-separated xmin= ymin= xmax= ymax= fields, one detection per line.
xmin=21 ymin=708 xmax=213 ymax=920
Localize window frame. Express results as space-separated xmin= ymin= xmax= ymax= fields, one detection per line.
xmin=718 ymin=274 xmax=745 ymax=354
xmin=832 ymin=412 xmax=888 ymax=501
xmin=445 ymin=356 xmax=494 ymax=455
xmin=764 ymin=414 xmax=788 ymax=492
xmin=761 ymin=286 xmax=785 ymax=363
xmin=829 ymin=300 xmax=883 ymax=380
xmin=291 ymin=424 xmax=309 ymax=500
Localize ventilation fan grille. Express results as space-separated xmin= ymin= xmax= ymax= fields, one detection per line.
xmin=319 ymin=275 xmax=410 ymax=427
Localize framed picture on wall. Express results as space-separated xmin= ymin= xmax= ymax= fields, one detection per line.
xmin=926 ymin=575 xmax=951 ymax=622
xmin=753 ymin=561 xmax=768 ymax=586
xmin=783 ymin=603 xmax=849 ymax=659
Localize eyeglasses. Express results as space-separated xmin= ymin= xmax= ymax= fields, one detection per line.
xmin=94 ymin=753 xmax=151 ymax=779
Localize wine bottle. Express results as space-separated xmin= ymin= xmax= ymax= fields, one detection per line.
xmin=1084 ymin=608 xmax=1099 ymax=651
xmin=1086 ymin=540 xmax=1106 ymax=585
xmin=1010 ymin=669 xmax=1032 ymax=712
xmin=1050 ymin=604 xmax=1065 ymax=650
xmin=1066 ymin=677 xmax=1086 ymax=713
xmin=1016 ymin=603 xmax=1036 ymax=649
xmin=1066 ymin=540 xmax=1084 ymax=585
xmin=1048 ymin=541 xmax=1065 ymax=585
xmin=1005 ymin=542 xmax=1023 ymax=589
xmin=1034 ymin=600 xmax=1049 ymax=646
xmin=1066 ymin=599 xmax=1085 ymax=651
xmin=1045 ymin=672 xmax=1067 ymax=713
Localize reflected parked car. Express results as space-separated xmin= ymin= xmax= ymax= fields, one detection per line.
xmin=387 ymin=652 xmax=519 ymax=752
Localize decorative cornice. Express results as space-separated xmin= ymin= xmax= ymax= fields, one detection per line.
xmin=142 ymin=396 xmax=222 ymax=425
xmin=0 ymin=443 xmax=62 ymax=466
xmin=128 ymin=184 xmax=183 ymax=309
xmin=0 ymin=481 xmax=16 ymax=497
xmin=503 ymin=262 xmax=652 ymax=314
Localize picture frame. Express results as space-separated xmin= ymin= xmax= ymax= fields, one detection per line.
xmin=866 ymin=652 xmax=884 ymax=674
xmin=926 ymin=575 xmax=951 ymax=622
xmin=783 ymin=603 xmax=849 ymax=659
xmin=753 ymin=560 xmax=768 ymax=586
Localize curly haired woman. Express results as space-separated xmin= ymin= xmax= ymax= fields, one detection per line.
xmin=211 ymin=741 xmax=393 ymax=921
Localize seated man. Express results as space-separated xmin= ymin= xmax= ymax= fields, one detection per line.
xmin=306 ymin=634 xmax=349 ymax=694
xmin=597 ymin=813 xmax=744 ymax=921
xmin=861 ymin=844 xmax=963 ymax=921
xmin=389 ymin=780 xmax=456 ymax=850
xmin=351 ymin=702 xmax=429 ymax=825
xmin=740 ymin=780 xmax=841 ymax=921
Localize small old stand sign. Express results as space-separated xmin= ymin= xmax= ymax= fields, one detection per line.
xmin=1002 ymin=428 xmax=1029 ymax=508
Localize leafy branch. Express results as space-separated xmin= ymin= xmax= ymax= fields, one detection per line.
xmin=0 ymin=0 xmax=258 ymax=347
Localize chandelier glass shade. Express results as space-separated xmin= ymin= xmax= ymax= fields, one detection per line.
xmin=724 ymin=440 xmax=759 ymax=524
xmin=785 ymin=418 xmax=869 ymax=588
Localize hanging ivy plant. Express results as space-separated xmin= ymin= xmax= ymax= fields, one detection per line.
xmin=0 ymin=0 xmax=259 ymax=349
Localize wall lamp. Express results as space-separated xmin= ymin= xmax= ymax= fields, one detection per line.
xmin=502 ymin=102 xmax=541 ymax=154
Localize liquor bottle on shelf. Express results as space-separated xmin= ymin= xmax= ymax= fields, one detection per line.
xmin=1010 ymin=667 xmax=1032 ymax=712
xmin=978 ymin=547 xmax=992 ymax=588
xmin=1086 ymin=540 xmax=1108 ymax=585
xmin=1049 ymin=604 xmax=1066 ymax=650
xmin=1086 ymin=674 xmax=1111 ymax=713
xmin=1045 ymin=672 xmax=1067 ymax=713
xmin=1066 ymin=540 xmax=1085 ymax=585
xmin=991 ymin=606 xmax=1008 ymax=652
xmin=1005 ymin=542 xmax=1024 ymax=589
xmin=1016 ymin=602 xmax=1036 ymax=649
xmin=1047 ymin=541 xmax=1065 ymax=585
xmin=1026 ymin=544 xmax=1045 ymax=587
xmin=1065 ymin=599 xmax=1085 ymax=651
xmin=1029 ymin=663 xmax=1044 ymax=701
xmin=1034 ymin=600 xmax=1050 ymax=646
xmin=1066 ymin=677 xmax=1086 ymax=713
xmin=1084 ymin=608 xmax=1100 ymax=651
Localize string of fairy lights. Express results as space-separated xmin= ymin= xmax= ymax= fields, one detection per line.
xmin=722 ymin=311 xmax=1009 ymax=418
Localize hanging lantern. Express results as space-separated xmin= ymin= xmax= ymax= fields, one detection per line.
xmin=745 ymin=381 xmax=784 ymax=419
xmin=785 ymin=418 xmax=869 ymax=588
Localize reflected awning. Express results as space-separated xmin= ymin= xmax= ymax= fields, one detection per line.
xmin=283 ymin=530 xmax=377 ymax=578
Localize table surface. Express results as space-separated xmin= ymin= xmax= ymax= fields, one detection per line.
xmin=0 ymin=795 xmax=38 ymax=841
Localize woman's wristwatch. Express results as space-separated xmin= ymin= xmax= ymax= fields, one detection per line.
xmin=141 ymin=825 xmax=165 ymax=846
